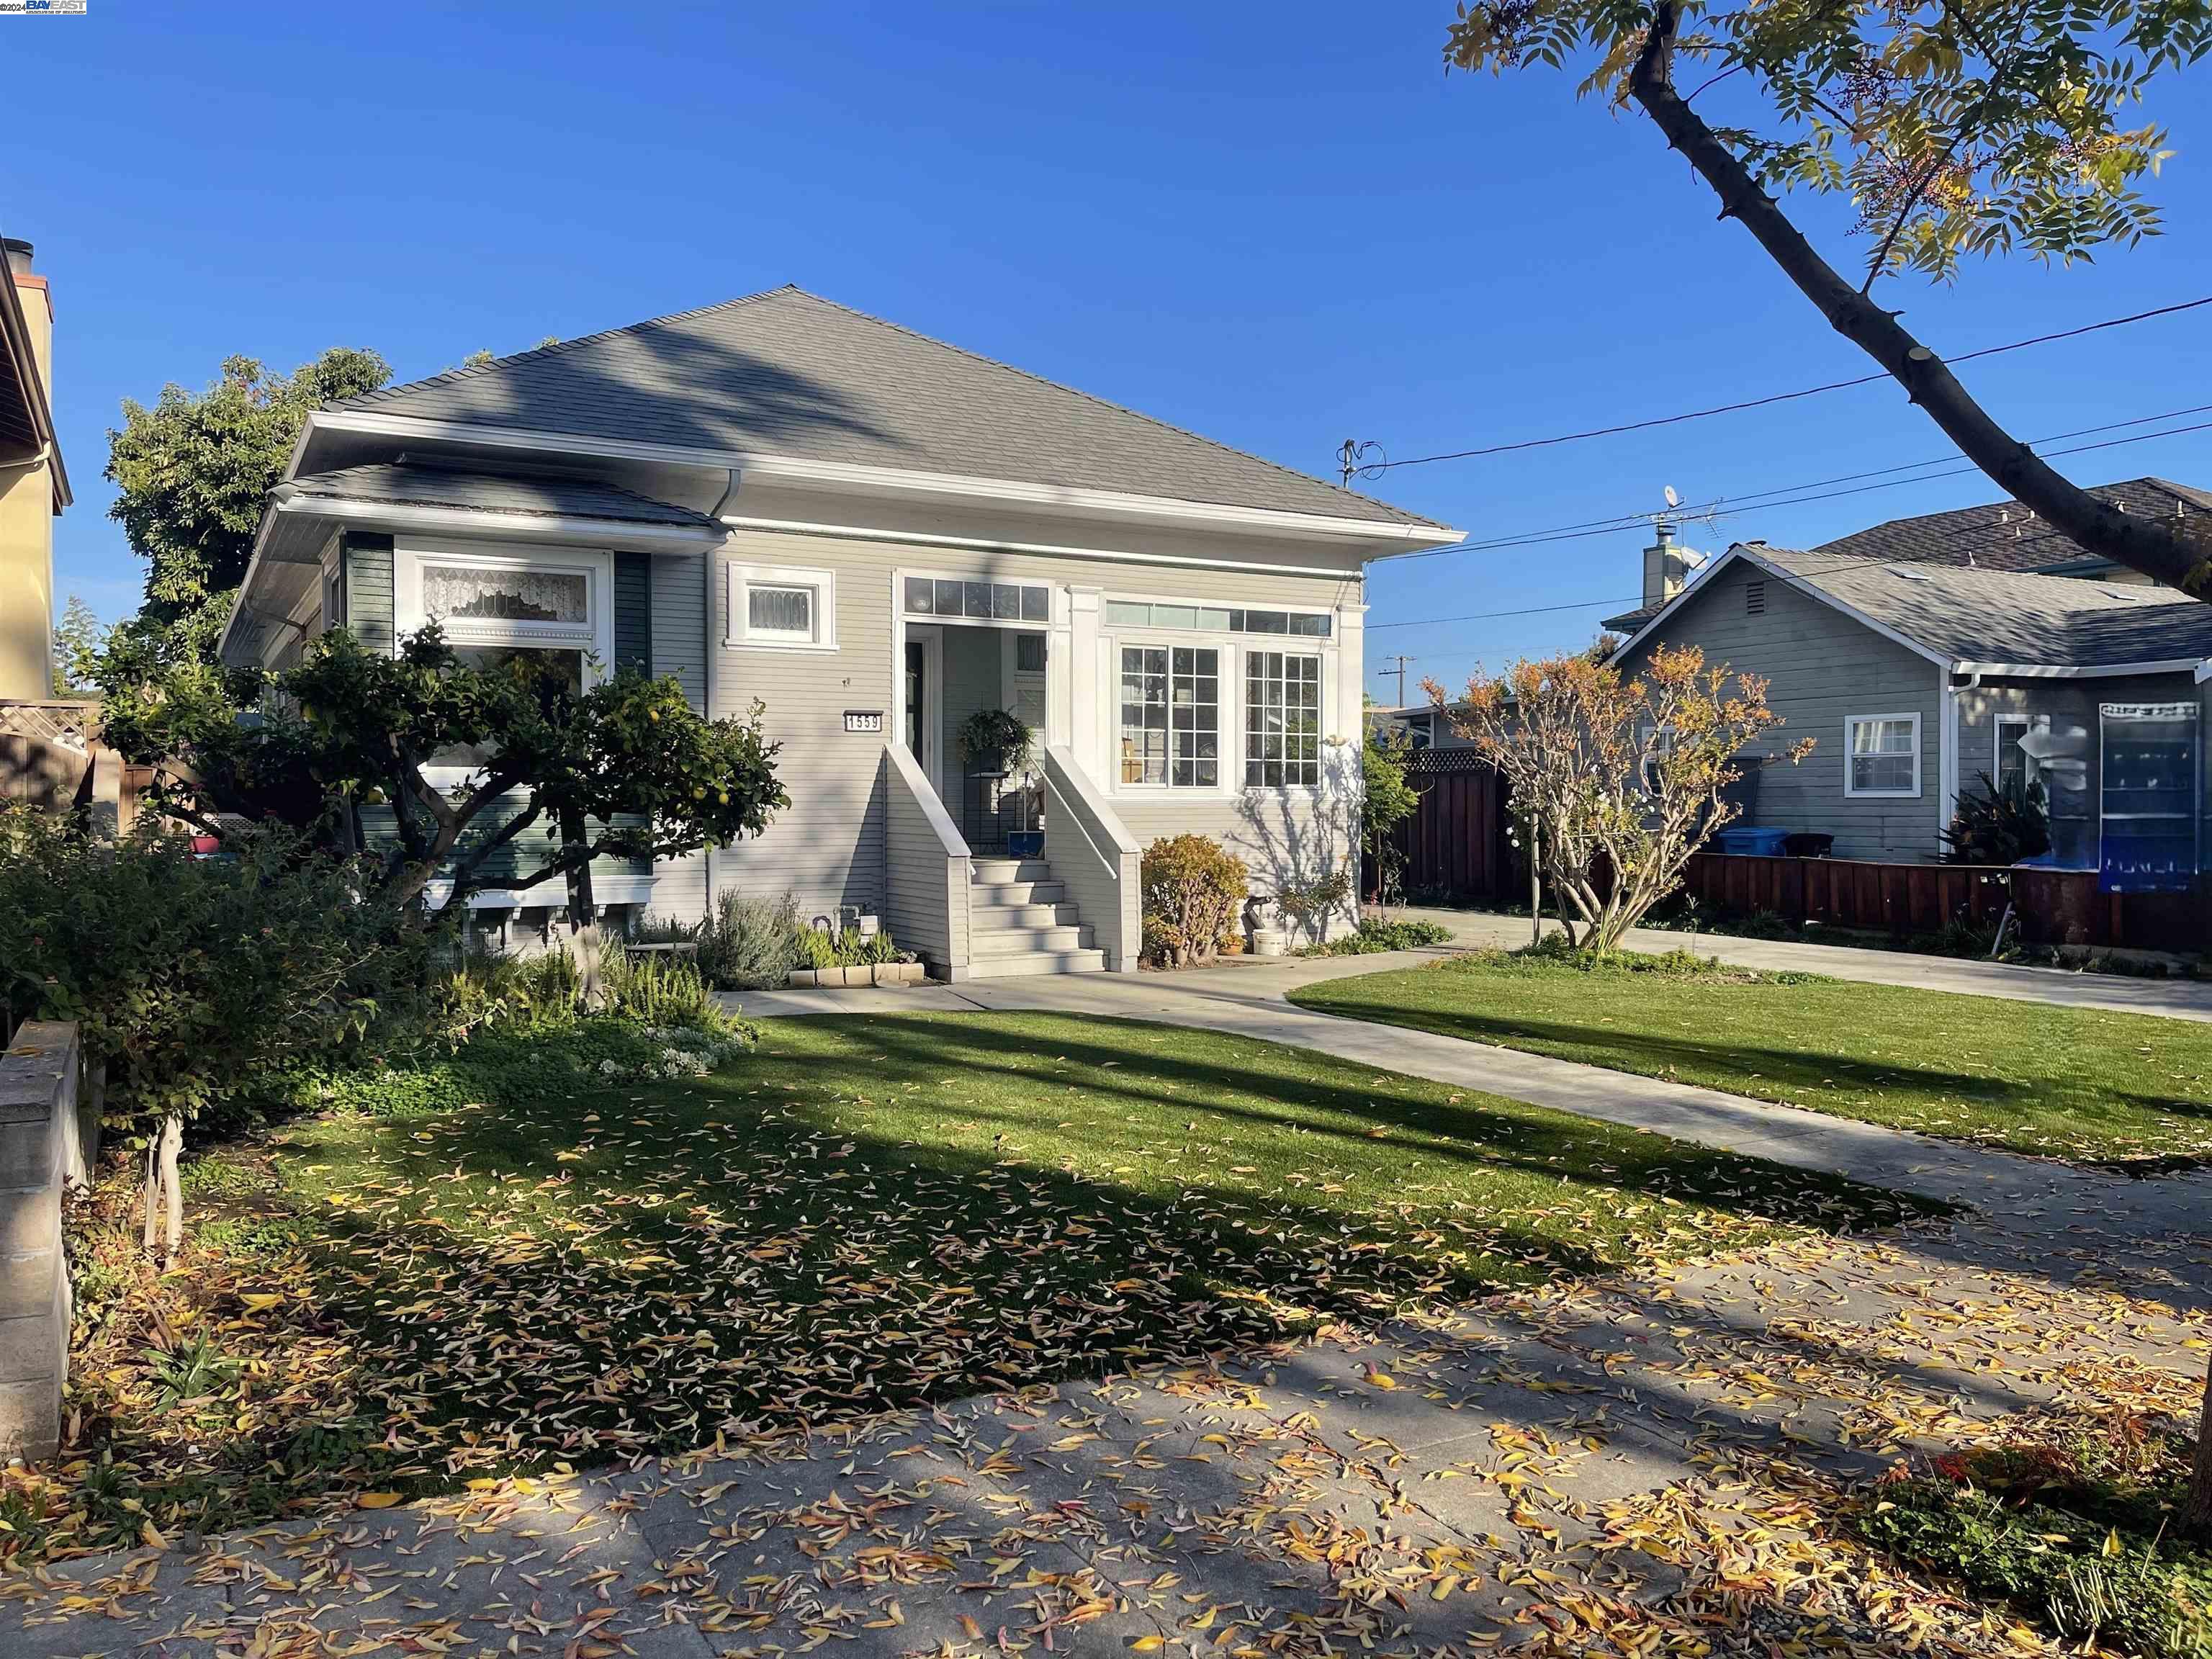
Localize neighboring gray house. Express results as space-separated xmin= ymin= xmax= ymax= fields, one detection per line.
xmin=1611 ymin=541 xmax=2212 ymax=880
xmin=217 ymin=286 xmax=1459 ymax=977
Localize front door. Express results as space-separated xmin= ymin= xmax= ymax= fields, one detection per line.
xmin=903 ymin=626 xmax=942 ymax=794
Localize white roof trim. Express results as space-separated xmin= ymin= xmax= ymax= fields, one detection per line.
xmin=2196 ymin=658 xmax=2212 ymax=685
xmin=304 ymin=410 xmax=1460 ymax=548
xmin=272 ymin=488 xmax=727 ymax=549
xmin=1614 ymin=544 xmax=1952 ymax=670
xmin=1954 ymin=658 xmax=2206 ymax=680
xmin=718 ymin=513 xmax=1366 ymax=580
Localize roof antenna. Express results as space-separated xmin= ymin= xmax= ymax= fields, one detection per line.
xmin=1338 ymin=439 xmax=1384 ymax=486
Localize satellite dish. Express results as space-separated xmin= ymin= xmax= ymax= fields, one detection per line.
xmin=1663 ymin=485 xmax=1680 ymax=508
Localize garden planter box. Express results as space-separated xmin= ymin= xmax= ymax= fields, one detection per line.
xmin=788 ymin=963 xmax=925 ymax=988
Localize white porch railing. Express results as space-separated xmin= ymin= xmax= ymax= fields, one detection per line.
xmin=883 ymin=743 xmax=972 ymax=978
xmin=1041 ymin=746 xmax=1141 ymax=972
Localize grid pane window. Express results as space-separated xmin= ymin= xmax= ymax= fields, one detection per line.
xmin=1120 ymin=646 xmax=1218 ymax=786
xmin=1848 ymin=716 xmax=1918 ymax=794
xmin=1245 ymin=652 xmax=1321 ymax=787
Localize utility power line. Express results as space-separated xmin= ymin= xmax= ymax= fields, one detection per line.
xmin=1344 ymin=295 xmax=2212 ymax=477
xmin=1377 ymin=404 xmax=2212 ymax=572
xmin=1367 ymin=414 xmax=2212 ymax=638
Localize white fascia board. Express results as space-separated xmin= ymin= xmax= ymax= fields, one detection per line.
xmin=1953 ymin=657 xmax=2206 ymax=680
xmin=274 ymin=490 xmax=725 ymax=550
xmin=303 ymin=409 xmax=1460 ymax=548
xmin=718 ymin=513 xmax=1367 ymax=580
xmin=1615 ymin=544 xmax=1953 ymax=670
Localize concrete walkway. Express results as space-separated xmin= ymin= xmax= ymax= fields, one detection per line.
xmin=1401 ymin=904 xmax=2212 ymax=1022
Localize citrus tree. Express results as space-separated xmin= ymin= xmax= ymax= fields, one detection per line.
xmin=99 ymin=624 xmax=787 ymax=921
xmin=1442 ymin=0 xmax=2212 ymax=594
xmin=1426 ymin=644 xmax=1809 ymax=953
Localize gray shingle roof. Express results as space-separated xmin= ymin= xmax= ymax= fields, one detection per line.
xmin=286 ymin=463 xmax=721 ymax=530
xmin=1753 ymin=545 xmax=2212 ymax=668
xmin=333 ymin=287 xmax=1434 ymax=528
xmin=1602 ymin=476 xmax=2211 ymax=634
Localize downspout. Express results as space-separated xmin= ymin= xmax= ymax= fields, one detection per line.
xmin=1942 ymin=666 xmax=1982 ymax=853
xmin=703 ymin=468 xmax=738 ymax=920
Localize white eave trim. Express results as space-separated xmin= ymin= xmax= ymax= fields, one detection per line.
xmin=1614 ymin=544 xmax=1952 ymax=670
xmin=272 ymin=488 xmax=725 ymax=549
xmin=718 ymin=513 xmax=1368 ymax=580
xmin=1952 ymin=657 xmax=2206 ymax=680
xmin=303 ymin=409 xmax=1460 ymax=548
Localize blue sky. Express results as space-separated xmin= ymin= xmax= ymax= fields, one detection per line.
xmin=9 ymin=1 xmax=2209 ymax=690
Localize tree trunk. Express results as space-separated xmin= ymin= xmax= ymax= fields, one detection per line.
xmin=142 ymin=1112 xmax=183 ymax=1267
xmin=559 ymin=806 xmax=608 ymax=1012
xmin=2190 ymin=1354 xmax=2212 ymax=1535
xmin=1626 ymin=1 xmax=2212 ymax=598
xmin=1529 ymin=819 xmax=1544 ymax=948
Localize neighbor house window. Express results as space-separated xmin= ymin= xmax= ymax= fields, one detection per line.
xmin=1638 ymin=721 xmax=1675 ymax=794
xmin=1120 ymin=645 xmax=1219 ymax=787
xmin=1845 ymin=712 xmax=1920 ymax=796
xmin=1246 ymin=651 xmax=1321 ymax=787
xmin=729 ymin=565 xmax=837 ymax=650
xmin=1995 ymin=716 xmax=2036 ymax=795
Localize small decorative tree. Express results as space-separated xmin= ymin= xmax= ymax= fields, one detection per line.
xmin=1359 ymin=727 xmax=1422 ymax=912
xmin=1426 ymin=645 xmax=1809 ymax=955
xmin=1140 ymin=834 xmax=1249 ymax=968
xmin=100 ymin=624 xmax=788 ymax=926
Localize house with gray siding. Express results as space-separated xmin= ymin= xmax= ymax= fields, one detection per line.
xmin=217 ymin=286 xmax=1459 ymax=977
xmin=1612 ymin=540 xmax=2212 ymax=883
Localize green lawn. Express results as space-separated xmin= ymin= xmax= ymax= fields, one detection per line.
xmin=1288 ymin=949 xmax=2212 ymax=1166
xmin=27 ymin=1011 xmax=1931 ymax=1558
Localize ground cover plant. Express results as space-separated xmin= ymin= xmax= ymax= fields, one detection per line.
xmin=1289 ymin=944 xmax=2212 ymax=1166
xmin=17 ymin=1011 xmax=1935 ymax=1563
xmin=1861 ymin=1414 xmax=2211 ymax=1659
xmin=1295 ymin=914 xmax=1455 ymax=956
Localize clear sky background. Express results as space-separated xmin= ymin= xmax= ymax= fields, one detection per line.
xmin=6 ymin=2 xmax=2209 ymax=693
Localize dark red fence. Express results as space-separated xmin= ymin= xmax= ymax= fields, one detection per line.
xmin=1370 ymin=750 xmax=1519 ymax=904
xmin=1679 ymin=853 xmax=2208 ymax=954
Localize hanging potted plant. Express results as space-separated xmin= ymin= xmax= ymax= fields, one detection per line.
xmin=957 ymin=711 xmax=1041 ymax=856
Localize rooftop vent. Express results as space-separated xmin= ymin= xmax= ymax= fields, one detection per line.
xmin=1889 ymin=566 xmax=1933 ymax=583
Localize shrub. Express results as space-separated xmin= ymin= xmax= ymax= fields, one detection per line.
xmin=793 ymin=922 xmax=910 ymax=970
xmin=695 ymin=889 xmax=804 ymax=989
xmin=0 ymin=807 xmax=438 ymax=1258
xmin=1943 ymin=771 xmax=2051 ymax=865
xmin=1296 ymin=916 xmax=1455 ymax=957
xmin=1141 ymin=835 xmax=1248 ymax=968
xmin=1273 ymin=869 xmax=1352 ymax=946
xmin=1861 ymin=1422 xmax=2211 ymax=1659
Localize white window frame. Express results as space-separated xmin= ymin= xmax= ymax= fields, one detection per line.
xmin=1844 ymin=711 xmax=1923 ymax=798
xmin=1113 ymin=637 xmax=1226 ymax=793
xmin=393 ymin=541 xmax=613 ymax=789
xmin=728 ymin=562 xmax=838 ymax=652
xmin=1994 ymin=715 xmax=2038 ymax=794
xmin=1242 ymin=647 xmax=1327 ymax=791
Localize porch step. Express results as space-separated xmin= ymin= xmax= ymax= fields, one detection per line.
xmin=969 ymin=879 xmax=1066 ymax=907
xmin=970 ymin=859 xmax=1052 ymax=884
xmin=961 ymin=948 xmax=1109 ymax=979
xmin=973 ymin=923 xmax=1095 ymax=957
xmin=966 ymin=901 xmax=1081 ymax=929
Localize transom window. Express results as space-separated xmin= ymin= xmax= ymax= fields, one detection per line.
xmin=1845 ymin=713 xmax=1920 ymax=797
xmin=1103 ymin=601 xmax=1331 ymax=638
xmin=1120 ymin=645 xmax=1219 ymax=787
xmin=1246 ymin=651 xmax=1321 ymax=787
xmin=903 ymin=576 xmax=1051 ymax=624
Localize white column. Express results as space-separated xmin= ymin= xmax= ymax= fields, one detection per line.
xmin=1335 ymin=601 xmax=1367 ymax=751
xmin=1068 ymin=585 xmax=1102 ymax=776
xmin=1046 ymin=584 xmax=1074 ymax=750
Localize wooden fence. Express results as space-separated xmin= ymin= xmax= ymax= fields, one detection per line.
xmin=1369 ymin=749 xmax=1519 ymax=905
xmin=0 ymin=701 xmax=146 ymax=829
xmin=1374 ymin=748 xmax=2203 ymax=953
xmin=1678 ymin=853 xmax=2207 ymax=954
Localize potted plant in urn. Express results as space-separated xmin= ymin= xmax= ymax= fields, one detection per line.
xmin=956 ymin=710 xmax=1041 ymax=856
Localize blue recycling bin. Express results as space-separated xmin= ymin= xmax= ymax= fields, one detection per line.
xmin=1714 ymin=826 xmax=1790 ymax=858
